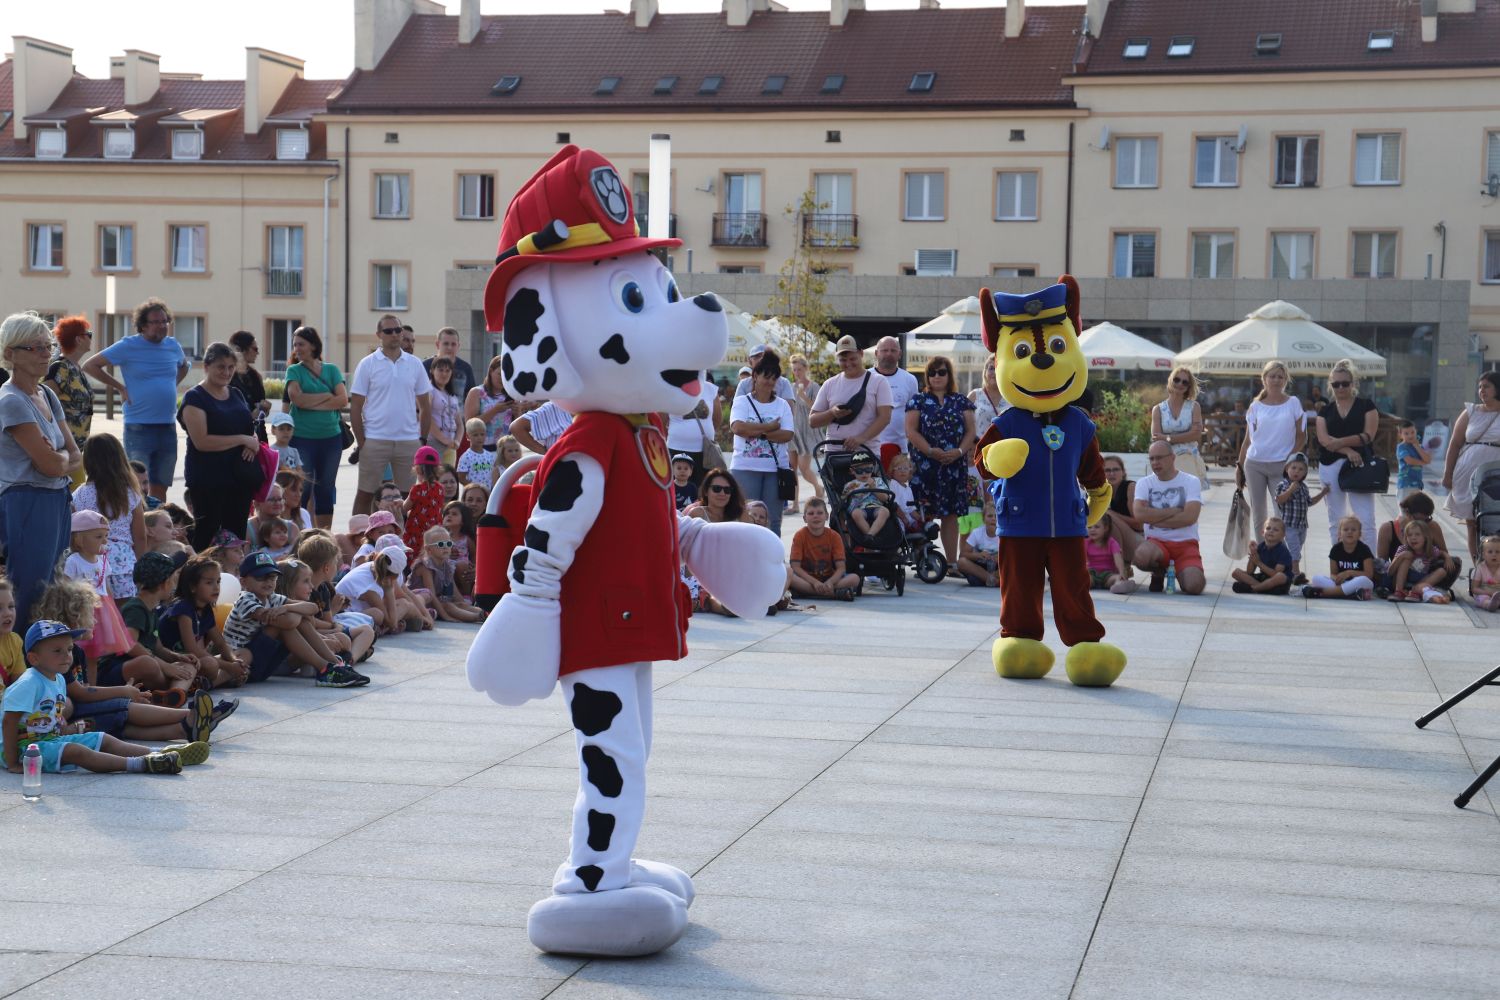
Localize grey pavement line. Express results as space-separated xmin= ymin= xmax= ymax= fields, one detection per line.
xmin=1066 ymin=585 xmax=1213 ymax=1000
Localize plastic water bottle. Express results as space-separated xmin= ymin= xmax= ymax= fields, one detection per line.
xmin=21 ymin=744 xmax=41 ymax=801
xmin=1165 ymin=561 xmax=1177 ymax=594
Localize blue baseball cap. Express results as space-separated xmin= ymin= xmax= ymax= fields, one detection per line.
xmin=238 ymin=552 xmax=282 ymax=578
xmin=24 ymin=619 xmax=87 ymax=654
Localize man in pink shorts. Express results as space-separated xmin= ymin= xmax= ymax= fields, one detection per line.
xmin=1132 ymin=440 xmax=1206 ymax=594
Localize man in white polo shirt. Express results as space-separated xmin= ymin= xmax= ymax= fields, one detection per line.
xmin=871 ymin=336 xmax=919 ymax=471
xmin=349 ymin=314 xmax=432 ymax=514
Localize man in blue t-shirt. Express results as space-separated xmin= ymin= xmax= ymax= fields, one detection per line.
xmin=83 ymin=297 xmax=190 ymax=502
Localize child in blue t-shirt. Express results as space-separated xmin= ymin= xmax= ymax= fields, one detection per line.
xmin=1395 ymin=420 xmax=1430 ymax=502
xmin=2 ymin=621 xmax=192 ymax=775
xmin=1231 ymin=516 xmax=1294 ymax=594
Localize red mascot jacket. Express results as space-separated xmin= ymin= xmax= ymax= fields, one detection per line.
xmin=531 ymin=411 xmax=691 ymax=676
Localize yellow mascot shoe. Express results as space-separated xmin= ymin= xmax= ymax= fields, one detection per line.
xmin=993 ymin=637 xmax=1054 ymax=679
xmin=1064 ymin=642 xmax=1127 ymax=687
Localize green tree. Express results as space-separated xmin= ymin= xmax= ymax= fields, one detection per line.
xmin=758 ymin=189 xmax=846 ymax=378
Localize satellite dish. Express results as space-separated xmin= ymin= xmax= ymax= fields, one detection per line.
xmin=1235 ymin=124 xmax=1248 ymax=152
xmin=1098 ymin=126 xmax=1112 ymax=150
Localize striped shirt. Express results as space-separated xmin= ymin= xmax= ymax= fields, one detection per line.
xmin=525 ymin=401 xmax=574 ymax=449
xmin=223 ymin=591 xmax=288 ymax=650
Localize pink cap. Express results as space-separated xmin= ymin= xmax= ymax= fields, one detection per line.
xmin=367 ymin=510 xmax=397 ymax=530
xmin=414 ymin=445 xmax=442 ymax=466
xmin=71 ymin=509 xmax=108 ymax=532
xmin=373 ymin=533 xmax=410 ymax=554
xmin=346 ymin=513 xmax=371 ymax=535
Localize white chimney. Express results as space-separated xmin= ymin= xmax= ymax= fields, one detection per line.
xmin=355 ymin=0 xmax=445 ymax=72
xmin=632 ymin=0 xmax=658 ymax=29
xmin=1086 ymin=0 xmax=1111 ymax=37
xmin=458 ymin=0 xmax=481 ymax=44
xmin=10 ymin=36 xmax=74 ymax=141
xmin=831 ymin=0 xmax=864 ymax=28
xmin=724 ymin=0 xmax=753 ymax=27
xmin=1005 ymin=0 xmax=1026 ymax=38
xmin=1436 ymin=0 xmax=1475 ymax=12
xmin=121 ymin=49 xmax=161 ymax=105
xmin=919 ymin=0 xmax=940 ymax=8
xmin=244 ymin=47 xmax=304 ymax=136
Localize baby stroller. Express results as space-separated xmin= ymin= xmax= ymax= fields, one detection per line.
xmin=812 ymin=442 xmax=947 ymax=594
xmin=1466 ymin=460 xmax=1500 ymax=599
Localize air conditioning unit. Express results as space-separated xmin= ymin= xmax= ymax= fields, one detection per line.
xmin=914 ymin=249 xmax=958 ymax=276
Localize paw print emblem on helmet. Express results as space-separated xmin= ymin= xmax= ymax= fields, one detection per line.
xmin=590 ymin=167 xmax=630 ymax=225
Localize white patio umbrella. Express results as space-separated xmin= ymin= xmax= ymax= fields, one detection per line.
xmin=1175 ymin=300 xmax=1387 ymax=377
xmin=863 ymin=296 xmax=990 ymax=390
xmin=1078 ymin=321 xmax=1176 ymax=372
xmin=911 ymin=296 xmax=983 ymax=339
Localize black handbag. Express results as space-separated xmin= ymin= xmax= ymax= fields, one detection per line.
xmin=747 ymin=396 xmax=797 ymax=501
xmin=829 ymin=372 xmax=871 ymax=426
xmin=1337 ymin=448 xmax=1390 ymax=494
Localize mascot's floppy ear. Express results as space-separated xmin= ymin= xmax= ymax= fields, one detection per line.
xmin=499 ymin=269 xmax=583 ymax=401
xmin=980 ymin=287 xmax=1000 ymax=354
xmin=1058 ymin=274 xmax=1081 ymax=334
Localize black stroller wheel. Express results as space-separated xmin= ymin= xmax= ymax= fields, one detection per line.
xmin=917 ymin=549 xmax=948 ymax=584
xmin=895 ymin=567 xmax=906 ymax=596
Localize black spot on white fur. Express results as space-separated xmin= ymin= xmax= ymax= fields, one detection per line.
xmin=501 ymin=353 xmax=514 ymax=381
xmin=542 ymin=368 xmax=557 ymax=391
xmin=586 ymin=810 xmax=615 ymax=852
xmin=537 ymin=336 xmax=557 ymax=364
xmin=539 ymin=460 xmax=584 ymax=512
xmin=582 ymin=745 xmax=623 ymax=797
xmin=570 ymin=683 xmax=622 ymax=736
xmin=523 ymin=524 xmax=550 ymax=554
xmin=503 ymin=288 xmax=544 ymax=351
xmin=576 ymin=864 xmax=604 ymax=891
xmin=600 ymin=334 xmax=630 ymax=366
xmin=512 ymin=370 xmax=537 ymax=396
xmin=510 ymin=549 xmax=528 ymax=585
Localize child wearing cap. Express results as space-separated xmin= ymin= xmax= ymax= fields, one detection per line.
xmin=107 ymin=551 xmax=200 ymax=705
xmin=402 ymin=445 xmax=446 ymax=556
xmin=159 ymin=556 xmax=249 ymax=690
xmin=223 ymin=552 xmax=366 ymax=687
xmin=2 ymin=619 xmax=190 ymax=776
xmin=373 ymin=534 xmax=436 ymax=629
xmin=71 ymin=432 xmax=146 ymax=599
xmin=456 ymin=418 xmax=496 ymax=490
xmin=353 ymin=509 xmax=400 ymax=566
xmin=337 ymin=512 xmax=370 ymax=568
xmin=268 ymin=412 xmax=305 ymax=474
xmin=671 ymin=454 xmax=698 ymax=511
xmin=336 ymin=547 xmax=421 ymax=635
xmin=61 ymin=509 xmax=133 ymax=675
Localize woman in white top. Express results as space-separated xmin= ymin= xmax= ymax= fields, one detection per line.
xmin=1441 ymin=371 xmax=1500 ymax=561
xmin=729 ymin=352 xmax=795 ymax=538
xmin=1151 ymin=366 xmax=1209 ymax=491
xmin=665 ymin=379 xmax=719 ymax=487
xmin=1236 ymin=360 xmax=1307 ymax=542
xmin=968 ymin=357 xmax=1007 ymax=433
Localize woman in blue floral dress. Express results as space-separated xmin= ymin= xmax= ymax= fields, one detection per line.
xmin=903 ymin=355 xmax=976 ymax=571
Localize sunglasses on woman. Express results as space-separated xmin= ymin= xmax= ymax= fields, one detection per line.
xmin=706 ymin=484 xmax=733 ymax=495
xmin=930 ymin=370 xmax=950 ymax=377
xmin=1330 ymin=380 xmax=1352 ymax=388
xmin=1171 ymin=378 xmax=1190 ymax=387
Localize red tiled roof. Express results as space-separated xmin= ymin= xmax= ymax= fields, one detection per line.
xmin=0 ymin=69 xmax=340 ymax=161
xmin=328 ymin=7 xmax=1085 ymax=114
xmin=1081 ymin=0 xmax=1500 ymax=76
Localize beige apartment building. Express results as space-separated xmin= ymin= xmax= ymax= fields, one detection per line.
xmin=3 ymin=0 xmax=1497 ymax=420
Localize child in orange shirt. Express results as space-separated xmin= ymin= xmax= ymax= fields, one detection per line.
xmin=789 ymin=498 xmax=861 ymax=601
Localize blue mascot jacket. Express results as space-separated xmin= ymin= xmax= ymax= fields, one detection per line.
xmin=987 ymin=405 xmax=1100 ymax=538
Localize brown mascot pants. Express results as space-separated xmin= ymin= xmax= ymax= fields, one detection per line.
xmin=996 ymin=535 xmax=1105 ymax=646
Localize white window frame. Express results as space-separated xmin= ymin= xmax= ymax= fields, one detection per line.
xmin=276 ymin=128 xmax=309 ymax=161
xmin=1354 ymin=132 xmax=1401 ymax=186
xmin=99 ymin=224 xmax=134 ymax=271
xmin=812 ymin=172 xmax=854 ymax=216
xmin=903 ymin=171 xmax=945 ymax=221
xmin=374 ymin=173 xmax=410 ymax=219
xmin=1190 ymin=231 xmax=1235 ymax=278
xmin=457 ymin=173 xmax=495 ymax=220
xmin=1486 ymin=130 xmax=1500 ymax=186
xmin=374 ymin=263 xmax=410 ymax=311
xmin=103 ymin=129 xmax=135 ymax=160
xmin=1114 ymin=137 xmax=1159 ymax=189
xmin=1484 ymin=231 xmax=1500 ymax=284
xmin=268 ymin=318 xmax=301 ymax=372
xmin=1352 ymin=231 xmax=1398 ymax=279
xmin=266 ymin=225 xmax=304 ymax=296
xmin=1111 ymin=231 xmax=1156 ymax=278
xmin=174 ymin=316 xmax=205 ymax=359
xmin=1274 ymin=135 xmax=1319 ymax=188
xmin=995 ymin=171 xmax=1038 ymax=221
xmin=1271 ymin=231 xmax=1315 ymax=279
xmin=169 ymin=225 xmax=207 ymax=273
xmin=28 ymin=224 xmax=64 ymax=270
xmin=991 ymin=266 xmax=1038 ymax=278
xmin=35 ymin=128 xmax=66 ymax=159
xmin=1193 ymin=136 xmax=1239 ymax=187
xmin=171 ymin=129 xmax=203 ymax=160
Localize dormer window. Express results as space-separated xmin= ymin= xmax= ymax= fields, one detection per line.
xmin=103 ymin=129 xmax=134 ymax=159
xmin=699 ymin=75 xmax=723 ymax=95
xmin=35 ymin=128 xmax=66 ymax=159
xmin=653 ymin=76 xmax=678 ymax=95
xmin=1368 ymin=30 xmax=1395 ymax=52
xmin=821 ymin=74 xmax=846 ymax=94
xmin=1256 ymin=33 xmax=1283 ymax=55
xmin=1123 ymin=38 xmax=1150 ymax=59
xmin=763 ymin=75 xmax=787 ymax=95
xmin=276 ymin=128 xmax=308 ymax=161
xmin=909 ymin=72 xmax=936 ymax=92
xmin=490 ymin=75 xmax=521 ymax=95
xmin=1167 ymin=36 xmax=1195 ymax=57
xmin=596 ymin=76 xmax=621 ymax=96
xmin=172 ymin=130 xmax=203 ymax=160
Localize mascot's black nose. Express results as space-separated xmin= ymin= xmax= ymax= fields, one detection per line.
xmin=1030 ymin=352 xmax=1055 ymax=370
xmin=693 ymin=293 xmax=722 ymax=313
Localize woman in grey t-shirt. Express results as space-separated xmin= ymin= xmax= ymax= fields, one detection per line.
xmin=0 ymin=312 xmax=81 ymax=625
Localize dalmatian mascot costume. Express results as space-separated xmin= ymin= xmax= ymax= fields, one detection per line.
xmin=465 ymin=146 xmax=785 ymax=958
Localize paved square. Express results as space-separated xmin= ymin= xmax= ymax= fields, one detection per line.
xmin=5 ymin=438 xmax=1499 ymax=998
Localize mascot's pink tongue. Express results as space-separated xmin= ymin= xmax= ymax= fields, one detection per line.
xmin=682 ymin=378 xmax=701 ymax=395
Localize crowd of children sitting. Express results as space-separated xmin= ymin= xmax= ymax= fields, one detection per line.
xmin=0 ymin=428 xmax=508 ymax=782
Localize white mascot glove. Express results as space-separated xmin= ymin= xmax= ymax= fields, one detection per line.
xmin=466 ymin=592 xmax=561 ymax=705
xmin=682 ymin=519 xmax=787 ymax=618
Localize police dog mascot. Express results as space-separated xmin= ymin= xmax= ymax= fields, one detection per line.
xmin=465 ymin=146 xmax=785 ymax=957
xmin=974 ymin=276 xmax=1126 ymax=687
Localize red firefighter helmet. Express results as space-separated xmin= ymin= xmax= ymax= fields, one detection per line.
xmin=483 ymin=145 xmax=682 ymax=332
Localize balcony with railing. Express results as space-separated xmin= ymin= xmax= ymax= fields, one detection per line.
xmin=636 ymin=213 xmax=677 ymax=238
xmin=801 ymin=213 xmax=859 ymax=250
xmin=711 ymin=212 xmax=768 ymax=248
xmin=266 ymin=267 xmax=304 ymax=297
